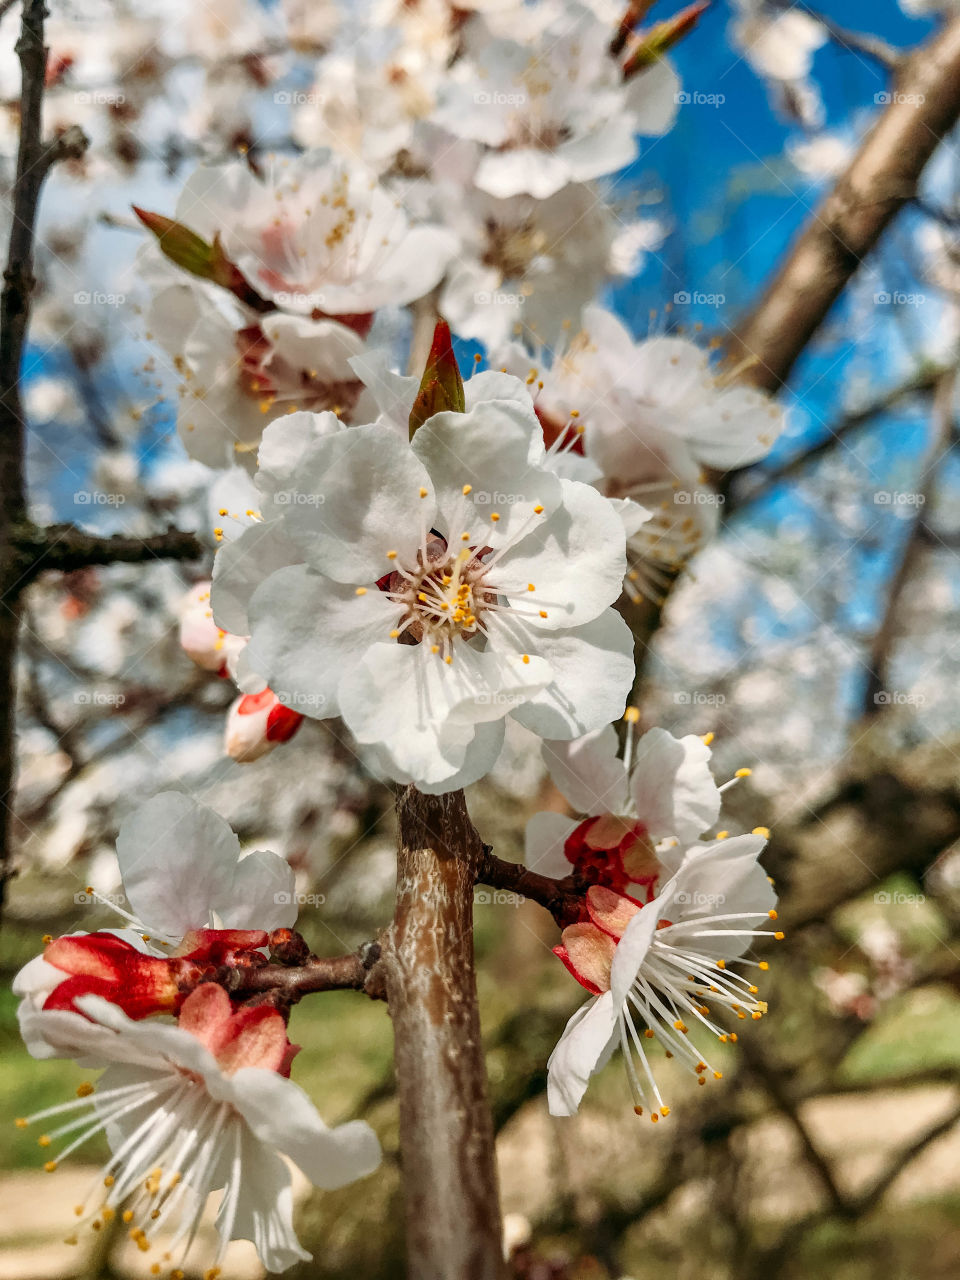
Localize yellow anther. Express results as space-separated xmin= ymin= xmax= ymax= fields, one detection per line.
xmin=101 ymin=1208 xmax=114 ymax=1222
xmin=701 ymin=731 xmax=715 ymax=745
xmin=748 ymin=985 xmax=758 ymax=995
xmin=533 ymin=504 xmax=544 ymax=514
xmin=716 ymin=959 xmax=725 ymax=969
xmin=522 ymin=654 xmax=530 ymax=664
xmin=768 ymin=909 xmax=778 ymax=920
xmin=659 ymin=1106 xmax=670 ymax=1117
xmin=390 ymin=630 xmax=400 ymax=639
xmin=38 ymin=1134 xmax=51 ymax=1147
xmin=570 ymin=409 xmax=580 ymax=418
xmin=650 ymin=1112 xmax=659 ymax=1123
xmin=758 ymin=961 xmax=770 ymax=971
xmin=753 ymin=826 xmax=771 ymax=838
xmin=355 ymin=587 xmax=367 ymax=596
xmin=42 ymin=933 xmax=53 ymax=944
xmin=74 ymin=1205 xmax=84 ymax=1216
xmin=623 ymin=706 xmax=640 ymax=724
xmin=644 ymin=1028 xmax=654 ymax=1039
xmin=64 ymin=1235 xmax=79 ymax=1245
xmin=386 ymin=549 xmax=397 ymax=560
xmin=673 ymin=1020 xmax=688 ymax=1033
xmin=462 ymin=484 xmax=472 ymax=495
xmin=752 ymin=1011 xmax=763 ymax=1021
xmin=735 ymin=767 xmax=752 ymax=778
xmin=444 ymin=655 xmax=453 ymax=665
xmin=633 ymin=1104 xmax=644 ymax=1116
xmin=122 ymin=1211 xmax=134 ymax=1224
xmin=14 ymin=1118 xmax=27 ymax=1129
xmin=715 ymin=830 xmax=729 ymax=840
xmin=718 ymin=1034 xmax=728 ymax=1043
xmin=44 ymin=1161 xmax=57 ymax=1173
xmin=774 ymin=931 xmax=785 ymax=940
xmin=461 ymin=531 xmax=470 ymax=541
xmin=730 ymin=1032 xmax=738 ymax=1042
xmin=431 ymin=645 xmax=440 ymax=654
xmin=698 ymin=1076 xmax=706 ymax=1086
xmin=539 ymin=610 xmax=548 ymax=618
xmin=713 ymin=1071 xmax=723 ymax=1080
xmin=103 ymin=1175 xmax=114 ymax=1187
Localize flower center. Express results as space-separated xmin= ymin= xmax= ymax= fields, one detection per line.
xmin=383 ymin=535 xmax=497 ymax=662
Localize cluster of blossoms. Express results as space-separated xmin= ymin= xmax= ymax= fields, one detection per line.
xmin=14 ymin=793 xmax=381 ymax=1274
xmin=11 ymin=2 xmax=792 ymax=1272
xmin=527 ymin=715 xmax=782 ymax=1118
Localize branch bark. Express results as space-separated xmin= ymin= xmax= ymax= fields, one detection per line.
xmin=380 ymin=787 xmax=506 ymax=1280
xmin=12 ymin=522 xmax=203 ymax=585
xmin=729 ymin=14 xmax=960 ymax=392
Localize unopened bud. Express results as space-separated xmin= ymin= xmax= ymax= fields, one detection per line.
xmin=225 ymin=689 xmax=304 ymax=763
xmin=622 ymin=1 xmax=709 ymax=77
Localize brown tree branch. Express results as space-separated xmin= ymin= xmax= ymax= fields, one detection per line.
xmin=476 ymin=847 xmax=584 ymax=927
xmin=13 ymin=522 xmax=204 ymax=584
xmin=380 ymin=787 xmax=506 ymax=1280
xmin=862 ymin=367 xmax=955 ymax=716
xmin=729 ymin=14 xmax=960 ymax=392
xmin=0 ymin=1 xmax=88 ymax=918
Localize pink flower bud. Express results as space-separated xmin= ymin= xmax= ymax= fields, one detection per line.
xmin=225 ymin=688 xmax=304 ymax=762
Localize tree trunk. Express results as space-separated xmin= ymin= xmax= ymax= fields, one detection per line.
xmin=382 ymin=786 xmax=505 ymax=1280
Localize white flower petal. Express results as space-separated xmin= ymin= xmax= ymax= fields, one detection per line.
xmin=278 ymin=424 xmax=433 ymax=581
xmin=219 ymin=851 xmax=298 ymax=932
xmin=115 ymin=793 xmax=240 ymax=940
xmin=505 ymin=611 xmax=635 ymax=740
xmin=546 ymin=992 xmax=619 ymax=1116
xmin=229 ymin=1067 xmax=382 ymax=1188
xmin=246 ymin=565 xmax=398 ymax=719
xmin=542 ymin=725 xmax=629 ymax=816
xmin=493 ymin=479 xmax=626 ymax=629
xmin=524 ymin=810 xmax=578 ymax=878
xmin=629 ymin=728 xmax=722 ymax=843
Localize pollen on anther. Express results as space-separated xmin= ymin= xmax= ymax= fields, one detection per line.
xmin=527 ymin=583 xmax=535 ymax=591
xmin=716 ymin=830 xmax=729 ymax=840
xmin=419 ymin=487 xmax=428 ymax=498
xmin=758 ymin=961 xmax=770 ymax=971
xmin=390 ymin=629 xmax=400 ymax=638
xmin=623 ymin=706 xmax=640 ymax=724
xmin=650 ymin=1112 xmax=659 ymax=1123
xmin=659 ymin=1106 xmax=670 ymax=1117
xmin=386 ymin=550 xmax=397 ymax=560
xmin=461 ymin=532 xmax=470 ymax=541
xmin=774 ymin=931 xmax=785 ymax=940
xmin=44 ymin=1161 xmax=57 ymax=1173
xmin=701 ymin=731 xmax=715 ymax=745
xmin=633 ymin=1104 xmax=643 ymax=1116
xmin=539 ymin=610 xmax=548 ymax=618
xmin=643 ymin=1028 xmax=654 ymax=1039
xmin=462 ymin=484 xmax=472 ymax=495
xmin=533 ymin=504 xmax=544 ymax=514
xmin=735 ymin=767 xmax=752 ymax=778
xmin=490 ymin=512 xmax=500 ymax=522
xmin=522 ymin=654 xmax=530 ymax=664
xmin=753 ymin=826 xmax=771 ymax=838
xmin=355 ymin=587 xmax=367 ymax=596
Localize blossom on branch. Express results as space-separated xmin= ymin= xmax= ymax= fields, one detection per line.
xmin=211 ymin=377 xmax=639 ymax=791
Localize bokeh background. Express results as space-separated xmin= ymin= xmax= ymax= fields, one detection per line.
xmin=3 ymin=0 xmax=960 ymax=1277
